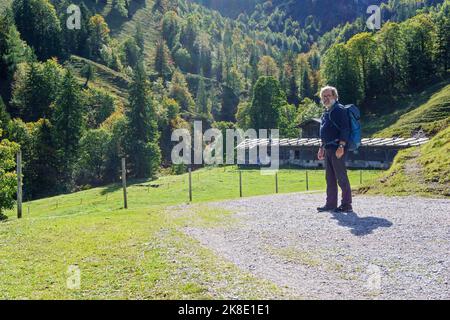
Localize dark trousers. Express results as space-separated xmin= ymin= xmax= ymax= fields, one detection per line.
xmin=324 ymin=148 xmax=352 ymax=208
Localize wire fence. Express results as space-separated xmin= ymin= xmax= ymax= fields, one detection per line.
xmin=11 ymin=166 xmax=381 ymax=219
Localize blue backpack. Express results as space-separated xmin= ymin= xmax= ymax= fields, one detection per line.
xmin=329 ymin=104 xmax=361 ymax=151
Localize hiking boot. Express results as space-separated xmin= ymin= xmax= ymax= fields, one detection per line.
xmin=317 ymin=205 xmax=337 ymax=212
xmin=335 ymin=204 xmax=353 ymax=213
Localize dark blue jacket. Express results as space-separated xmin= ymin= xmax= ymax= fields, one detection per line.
xmin=319 ymin=101 xmax=350 ymax=149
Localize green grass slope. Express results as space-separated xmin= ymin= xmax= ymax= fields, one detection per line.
xmin=373 ymin=83 xmax=450 ymax=138
xmin=0 ymin=166 xmax=381 ymax=298
xmin=65 ymin=55 xmax=130 ymax=102
xmin=360 ymin=126 xmax=450 ymax=197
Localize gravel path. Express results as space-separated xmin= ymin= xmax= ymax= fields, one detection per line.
xmin=183 ymin=193 xmax=450 ymax=300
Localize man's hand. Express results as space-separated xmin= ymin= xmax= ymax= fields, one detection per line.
xmin=317 ymin=147 xmax=325 ymax=160
xmin=336 ymin=146 xmax=344 ymax=159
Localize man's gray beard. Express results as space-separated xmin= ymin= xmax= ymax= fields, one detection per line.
xmin=324 ymin=99 xmax=336 ymax=109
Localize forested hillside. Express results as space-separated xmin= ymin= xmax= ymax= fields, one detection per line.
xmin=0 ymin=0 xmax=449 ymax=203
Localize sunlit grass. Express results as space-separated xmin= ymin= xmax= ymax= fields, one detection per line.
xmin=0 ymin=166 xmax=382 ymax=299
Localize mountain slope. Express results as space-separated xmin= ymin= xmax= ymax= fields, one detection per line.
xmin=360 ymin=126 xmax=450 ymax=197
xmin=192 ymin=0 xmax=384 ymax=32
xmin=374 ymin=84 xmax=450 ymax=138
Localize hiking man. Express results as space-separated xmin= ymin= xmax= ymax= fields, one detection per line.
xmin=317 ymin=86 xmax=353 ymax=213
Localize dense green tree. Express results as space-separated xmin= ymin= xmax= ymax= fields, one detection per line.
xmin=321 ymin=43 xmax=363 ymax=104
xmin=13 ymin=0 xmax=62 ymax=60
xmin=1 ymin=23 xmax=34 ymax=81
xmin=75 ymin=128 xmax=111 ymax=186
xmin=157 ymin=97 xmax=188 ymax=164
xmin=257 ymin=55 xmax=279 ymax=78
xmin=162 ymin=11 xmax=181 ymax=50
xmin=434 ymin=7 xmax=450 ymax=73
xmin=154 ymin=39 xmax=173 ymax=81
xmin=83 ymin=87 xmax=116 ymax=129
xmin=169 ymin=69 xmax=195 ymax=116
xmin=282 ymin=53 xmax=299 ymax=106
xmin=296 ymin=54 xmax=313 ymax=101
xmin=87 ymin=14 xmax=110 ymax=61
xmin=135 ymin=23 xmax=145 ymax=55
xmin=125 ymin=62 xmax=161 ymax=179
xmin=0 ymin=11 xmax=34 ymax=103
xmin=52 ymin=71 xmax=84 ymax=189
xmin=11 ymin=59 xmax=63 ymax=121
xmin=122 ymin=37 xmax=140 ymax=68
xmin=0 ymin=96 xmax=10 ymax=132
xmin=0 ymin=131 xmax=19 ymax=216
xmin=376 ymin=22 xmax=407 ymax=93
xmin=103 ymin=114 xmax=127 ymax=183
xmin=346 ymin=32 xmax=379 ymax=100
xmin=248 ymin=76 xmax=287 ymax=130
xmin=173 ymin=47 xmax=192 ymax=72
xmin=180 ymin=15 xmax=198 ymax=52
xmin=4 ymin=118 xmax=35 ymax=199
xmin=195 ymin=75 xmax=213 ymax=126
xmin=402 ymin=14 xmax=437 ymax=87
xmin=26 ymin=119 xmax=59 ymax=198
xmin=296 ymin=98 xmax=323 ymax=125
xmin=226 ymin=65 xmax=244 ymax=96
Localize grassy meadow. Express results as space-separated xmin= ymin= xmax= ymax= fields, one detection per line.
xmin=0 ymin=166 xmax=381 ymax=299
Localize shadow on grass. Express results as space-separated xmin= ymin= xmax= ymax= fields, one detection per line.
xmin=99 ymin=178 xmax=156 ymax=195
xmin=330 ymin=211 xmax=393 ymax=236
xmin=0 ymin=213 xmax=8 ymax=222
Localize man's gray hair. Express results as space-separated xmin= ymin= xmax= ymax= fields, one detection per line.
xmin=320 ymin=85 xmax=339 ymax=100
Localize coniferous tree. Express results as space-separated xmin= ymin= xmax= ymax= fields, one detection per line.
xmin=11 ymin=59 xmax=63 ymax=121
xmin=0 ymin=12 xmax=34 ymax=102
xmin=52 ymin=70 xmax=84 ymax=189
xmin=195 ymin=74 xmax=213 ymax=127
xmin=135 ymin=23 xmax=145 ymax=56
xmin=297 ymin=54 xmax=313 ymax=101
xmin=86 ymin=14 xmax=110 ymax=61
xmin=13 ymin=0 xmax=62 ymax=60
xmin=249 ymin=76 xmax=286 ymax=131
xmin=169 ymin=69 xmax=195 ymax=116
xmin=162 ymin=10 xmax=181 ymax=50
xmin=27 ymin=119 xmax=60 ymax=198
xmin=125 ymin=62 xmax=161 ymax=179
xmin=0 ymin=96 xmax=10 ymax=131
xmin=154 ymin=39 xmax=173 ymax=81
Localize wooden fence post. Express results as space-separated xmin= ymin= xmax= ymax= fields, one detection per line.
xmin=188 ymin=166 xmax=192 ymax=202
xmin=17 ymin=150 xmax=22 ymax=219
xmin=306 ymin=170 xmax=309 ymax=191
xmin=122 ymin=157 xmax=127 ymax=209
xmin=275 ymin=172 xmax=278 ymax=193
xmin=239 ymin=170 xmax=242 ymax=198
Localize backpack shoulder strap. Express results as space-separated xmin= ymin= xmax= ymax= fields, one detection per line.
xmin=328 ymin=106 xmax=341 ymax=130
